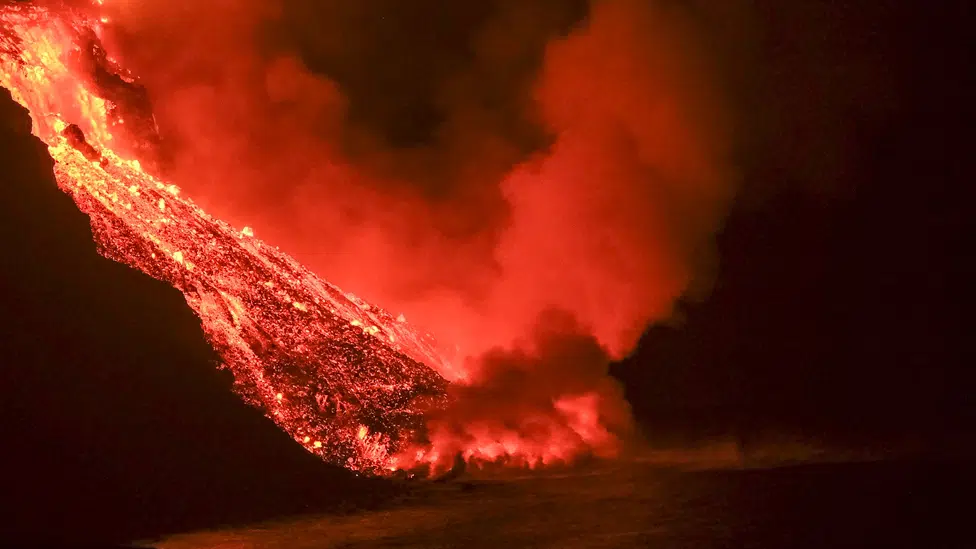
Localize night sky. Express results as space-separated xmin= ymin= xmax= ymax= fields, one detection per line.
xmin=616 ymin=1 xmax=971 ymax=446
xmin=0 ymin=0 xmax=971 ymax=545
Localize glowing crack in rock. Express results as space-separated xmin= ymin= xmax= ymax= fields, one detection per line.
xmin=1 ymin=3 xmax=452 ymax=474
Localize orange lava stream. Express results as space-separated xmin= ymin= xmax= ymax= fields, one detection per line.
xmin=1 ymin=3 xmax=451 ymax=474
xmin=2 ymin=3 xmax=626 ymax=477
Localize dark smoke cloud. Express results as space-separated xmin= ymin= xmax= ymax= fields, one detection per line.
xmin=94 ymin=0 xmax=737 ymax=456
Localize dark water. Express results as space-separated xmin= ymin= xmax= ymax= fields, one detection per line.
xmin=156 ymin=461 xmax=968 ymax=548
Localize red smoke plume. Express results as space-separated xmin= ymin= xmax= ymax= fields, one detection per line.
xmin=94 ymin=0 xmax=734 ymax=469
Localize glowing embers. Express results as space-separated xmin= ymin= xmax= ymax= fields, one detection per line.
xmin=45 ymin=136 xmax=450 ymax=473
xmin=1 ymin=3 xmax=450 ymax=474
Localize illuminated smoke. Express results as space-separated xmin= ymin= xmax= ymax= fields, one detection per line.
xmin=407 ymin=310 xmax=637 ymax=471
xmin=5 ymin=0 xmax=736 ymax=471
xmin=403 ymin=0 xmax=734 ymax=470
xmin=105 ymin=0 xmax=734 ymax=469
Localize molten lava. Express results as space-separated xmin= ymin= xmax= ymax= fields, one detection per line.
xmin=1 ymin=1 xmax=650 ymax=477
xmin=1 ymin=2 xmax=451 ymax=474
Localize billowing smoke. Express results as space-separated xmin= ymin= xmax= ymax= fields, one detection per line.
xmin=421 ymin=310 xmax=637 ymax=467
xmin=93 ymin=0 xmax=735 ymax=465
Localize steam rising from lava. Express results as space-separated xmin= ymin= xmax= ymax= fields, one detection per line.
xmin=418 ymin=311 xmax=636 ymax=468
xmin=5 ymin=0 xmax=735 ymax=471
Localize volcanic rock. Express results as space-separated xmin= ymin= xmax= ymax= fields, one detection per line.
xmin=0 ymin=87 xmax=389 ymax=546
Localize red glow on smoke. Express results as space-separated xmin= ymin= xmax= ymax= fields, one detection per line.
xmin=2 ymin=0 xmax=733 ymax=474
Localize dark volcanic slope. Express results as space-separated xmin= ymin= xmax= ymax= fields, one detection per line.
xmin=0 ymin=88 xmax=388 ymax=545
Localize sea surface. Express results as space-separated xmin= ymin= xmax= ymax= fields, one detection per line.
xmin=154 ymin=460 xmax=967 ymax=548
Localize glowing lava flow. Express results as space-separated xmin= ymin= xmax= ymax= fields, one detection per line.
xmin=1 ymin=3 xmax=450 ymax=474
